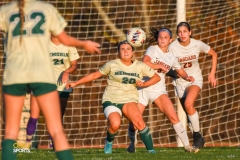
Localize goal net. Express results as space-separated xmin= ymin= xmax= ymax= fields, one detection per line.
xmin=0 ymin=0 xmax=239 ymax=148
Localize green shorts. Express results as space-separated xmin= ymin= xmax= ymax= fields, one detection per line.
xmin=102 ymin=101 xmax=125 ymax=118
xmin=58 ymin=91 xmax=70 ymax=98
xmin=2 ymin=83 xmax=57 ymax=96
xmin=102 ymin=101 xmax=124 ymax=112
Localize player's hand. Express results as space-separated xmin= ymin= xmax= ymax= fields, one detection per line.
xmin=208 ymin=73 xmax=217 ymax=87
xmin=136 ymin=80 xmax=144 ymax=87
xmin=66 ymin=82 xmax=78 ymax=89
xmin=157 ymin=64 xmax=168 ymax=73
xmin=186 ymin=76 xmax=195 ymax=82
xmin=57 ymin=72 xmax=64 ymax=86
xmin=62 ymin=72 xmax=69 ymax=84
xmin=83 ymin=40 xmax=101 ymax=54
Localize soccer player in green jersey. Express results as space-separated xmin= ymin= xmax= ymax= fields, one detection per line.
xmin=0 ymin=0 xmax=100 ymax=159
xmin=66 ymin=40 xmax=163 ymax=154
xmin=26 ymin=35 xmax=80 ymax=149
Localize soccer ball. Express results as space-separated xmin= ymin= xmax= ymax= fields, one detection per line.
xmin=126 ymin=27 xmax=146 ymax=47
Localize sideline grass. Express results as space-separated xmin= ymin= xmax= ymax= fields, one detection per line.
xmin=0 ymin=147 xmax=239 ymax=160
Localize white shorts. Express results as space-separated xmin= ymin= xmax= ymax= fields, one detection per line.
xmin=173 ymin=80 xmax=203 ymax=98
xmin=104 ymin=106 xmax=122 ymax=118
xmin=138 ymin=89 xmax=167 ymax=106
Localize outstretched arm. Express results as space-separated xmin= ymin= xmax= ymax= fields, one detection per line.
xmin=207 ymin=48 xmax=217 ymax=87
xmin=66 ymin=71 xmax=103 ymax=89
xmin=176 ymin=68 xmax=195 ymax=82
xmin=56 ymin=31 xmax=101 ymax=54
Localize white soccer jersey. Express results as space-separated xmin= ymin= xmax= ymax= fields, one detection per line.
xmin=99 ymin=59 xmax=155 ymax=104
xmin=142 ymin=45 xmax=181 ymax=92
xmin=169 ymin=38 xmax=210 ymax=84
xmin=0 ymin=0 xmax=67 ymax=85
xmin=49 ymin=42 xmax=79 ymax=92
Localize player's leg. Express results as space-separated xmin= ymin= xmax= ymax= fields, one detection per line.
xmin=104 ymin=112 xmax=121 ymax=154
xmin=180 ymin=85 xmax=205 ymax=151
xmin=127 ymin=103 xmax=146 ymax=153
xmin=31 ymin=83 xmax=73 ymax=160
xmin=154 ymin=94 xmax=194 ymax=152
xmin=103 ymin=102 xmax=122 ymax=154
xmin=123 ymin=102 xmax=155 ymax=153
xmin=2 ymin=84 xmax=26 ymax=160
xmin=49 ymin=92 xmax=69 ymax=150
xmin=59 ymin=93 xmax=69 ymax=124
xmin=26 ymin=95 xmax=40 ymax=146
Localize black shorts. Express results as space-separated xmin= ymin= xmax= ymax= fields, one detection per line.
xmin=58 ymin=91 xmax=70 ymax=98
xmin=2 ymin=83 xmax=57 ymax=96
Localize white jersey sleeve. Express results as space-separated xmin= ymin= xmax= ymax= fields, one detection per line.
xmin=68 ymin=47 xmax=79 ymax=61
xmin=99 ymin=61 xmax=111 ymax=75
xmin=0 ymin=7 xmax=7 ymax=31
xmin=49 ymin=5 xmax=67 ymax=36
xmin=196 ymin=39 xmax=211 ymax=53
xmin=171 ymin=56 xmax=181 ymax=70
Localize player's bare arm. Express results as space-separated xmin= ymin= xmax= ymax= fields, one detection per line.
xmin=207 ymin=48 xmax=218 ymax=87
xmin=143 ymin=55 xmax=168 ymax=73
xmin=176 ymin=68 xmax=195 ymax=82
xmin=56 ymin=31 xmax=101 ymax=54
xmin=61 ymin=60 xmax=78 ymax=84
xmin=136 ymin=73 xmax=160 ymax=87
xmin=66 ymin=71 xmax=103 ymax=89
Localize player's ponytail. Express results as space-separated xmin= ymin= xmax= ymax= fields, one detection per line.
xmin=18 ymin=0 xmax=25 ymax=43
xmin=147 ymin=21 xmax=172 ymax=45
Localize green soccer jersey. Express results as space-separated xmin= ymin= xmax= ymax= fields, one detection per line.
xmin=0 ymin=0 xmax=67 ymax=85
xmin=49 ymin=42 xmax=79 ymax=92
xmin=99 ymin=59 xmax=155 ymax=104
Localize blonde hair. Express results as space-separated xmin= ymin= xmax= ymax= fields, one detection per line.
xmin=18 ymin=0 xmax=25 ymax=43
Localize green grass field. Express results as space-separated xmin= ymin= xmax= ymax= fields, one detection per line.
xmin=1 ymin=147 xmax=240 ymax=160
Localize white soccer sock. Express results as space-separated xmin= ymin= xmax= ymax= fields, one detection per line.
xmin=173 ymin=122 xmax=190 ymax=146
xmin=188 ymin=111 xmax=200 ymax=132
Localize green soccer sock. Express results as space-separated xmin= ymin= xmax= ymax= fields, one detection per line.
xmin=2 ymin=139 xmax=17 ymax=160
xmin=139 ymin=126 xmax=154 ymax=150
xmin=106 ymin=130 xmax=118 ymax=143
xmin=56 ymin=149 xmax=74 ymax=160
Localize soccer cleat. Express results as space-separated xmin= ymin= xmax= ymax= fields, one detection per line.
xmin=25 ymin=135 xmax=33 ymax=148
xmin=148 ymin=150 xmax=156 ymax=154
xmin=126 ymin=142 xmax=136 ymax=153
xmin=184 ymin=145 xmax=197 ymax=153
xmin=104 ymin=140 xmax=113 ymax=154
xmin=25 ymin=141 xmax=32 ymax=149
xmin=192 ymin=132 xmax=205 ymax=152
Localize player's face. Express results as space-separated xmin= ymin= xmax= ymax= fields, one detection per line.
xmin=177 ymin=26 xmax=191 ymax=42
xmin=157 ymin=31 xmax=172 ymax=48
xmin=119 ymin=44 xmax=134 ymax=61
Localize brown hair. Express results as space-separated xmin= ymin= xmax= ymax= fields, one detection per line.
xmin=18 ymin=0 xmax=25 ymax=43
xmin=117 ymin=40 xmax=135 ymax=53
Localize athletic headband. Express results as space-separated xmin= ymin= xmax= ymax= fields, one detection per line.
xmin=159 ymin=28 xmax=172 ymax=38
xmin=177 ymin=22 xmax=191 ymax=31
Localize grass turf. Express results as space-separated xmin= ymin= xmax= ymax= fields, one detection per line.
xmin=0 ymin=147 xmax=239 ymax=160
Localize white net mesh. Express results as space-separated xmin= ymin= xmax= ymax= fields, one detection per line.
xmin=0 ymin=0 xmax=239 ymax=148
